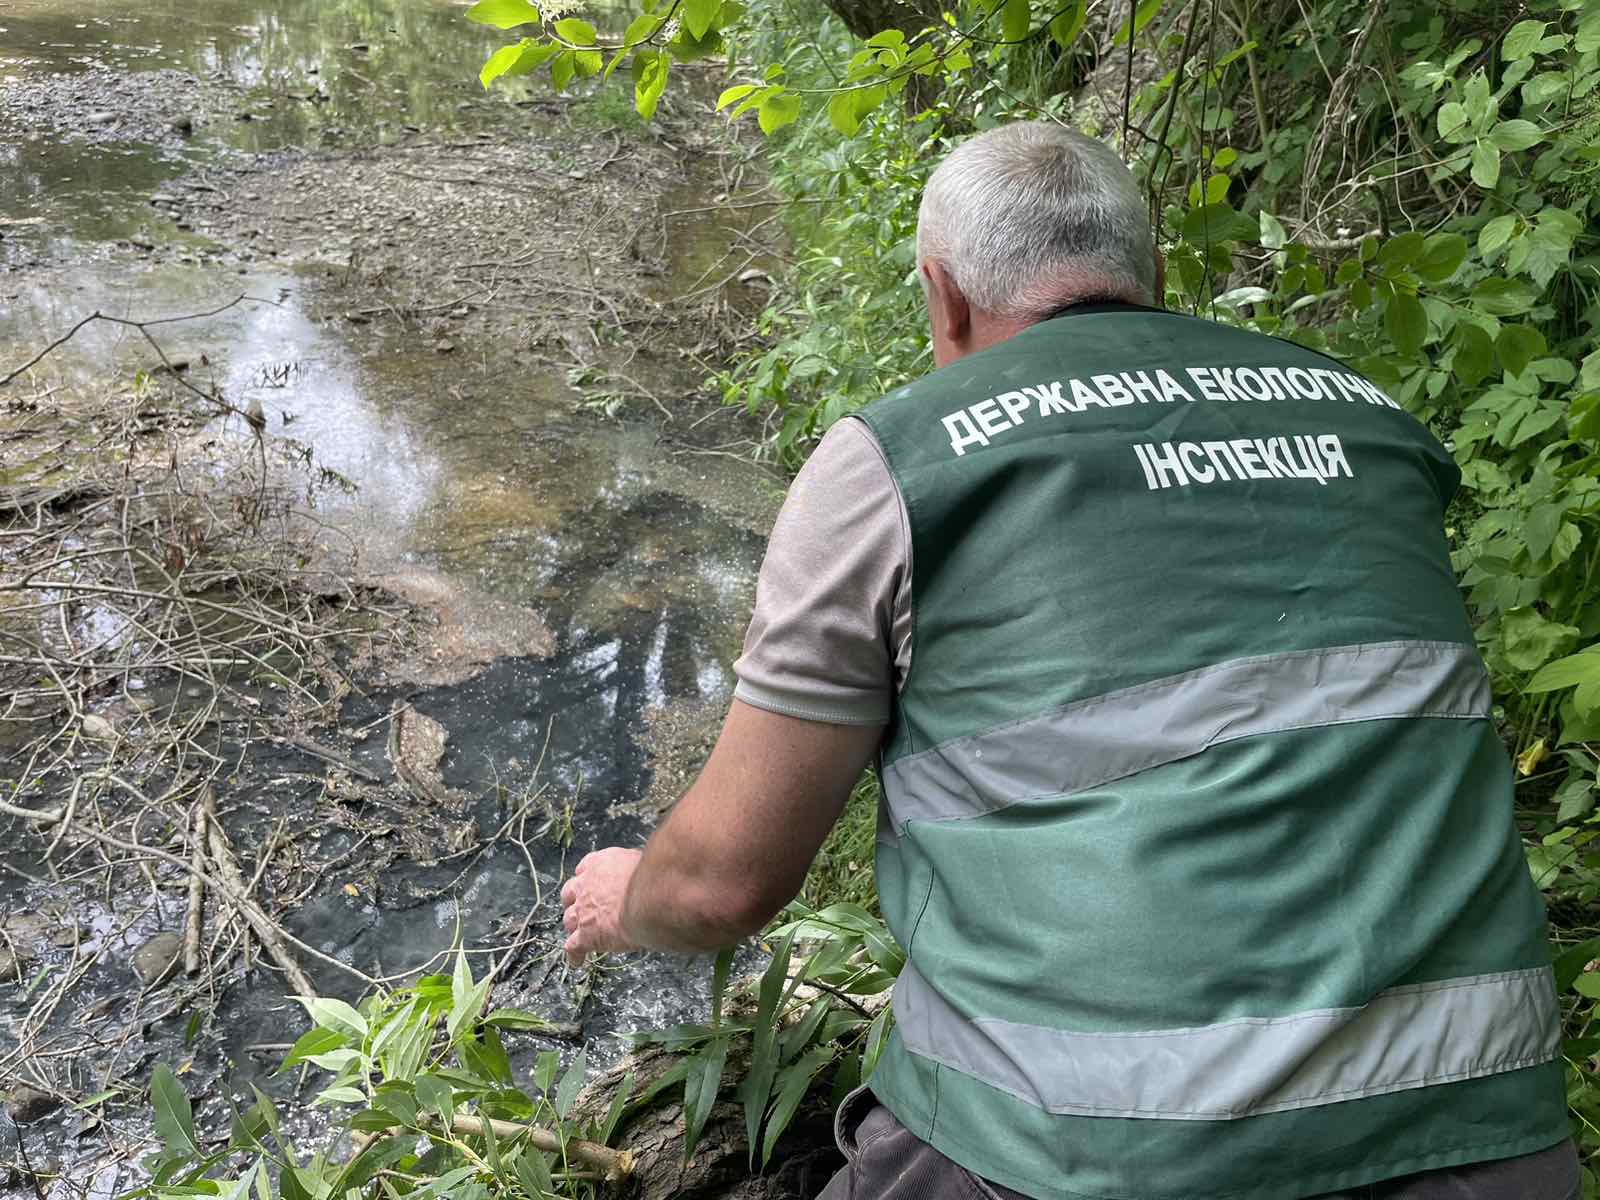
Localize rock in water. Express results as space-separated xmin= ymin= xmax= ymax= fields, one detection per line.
xmin=4 ymin=1085 xmax=62 ymax=1123
xmin=131 ymin=932 xmax=184 ymax=987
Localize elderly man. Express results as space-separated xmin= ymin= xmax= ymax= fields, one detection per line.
xmin=561 ymin=122 xmax=1578 ymax=1200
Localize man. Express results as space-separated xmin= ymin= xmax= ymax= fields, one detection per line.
xmin=561 ymin=122 xmax=1579 ymax=1199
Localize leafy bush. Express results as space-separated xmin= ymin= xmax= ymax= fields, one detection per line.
xmin=129 ymin=950 xmax=633 ymax=1200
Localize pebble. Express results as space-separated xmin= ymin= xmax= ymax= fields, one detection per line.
xmin=131 ymin=932 xmax=183 ymax=988
xmin=80 ymin=713 xmax=115 ymax=741
xmin=86 ymin=110 xmax=116 ymax=126
xmin=4 ymin=1085 xmax=62 ymax=1124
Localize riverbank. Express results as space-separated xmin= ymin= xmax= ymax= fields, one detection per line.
xmin=1 ymin=2 xmax=790 ymax=1191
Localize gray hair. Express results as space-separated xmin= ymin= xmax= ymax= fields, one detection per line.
xmin=916 ymin=122 xmax=1156 ymax=319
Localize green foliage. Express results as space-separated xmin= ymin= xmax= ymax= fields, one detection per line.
xmin=632 ymin=899 xmax=900 ymax=1167
xmin=127 ymin=948 xmax=627 ymax=1200
xmin=798 ymin=772 xmax=882 ymax=913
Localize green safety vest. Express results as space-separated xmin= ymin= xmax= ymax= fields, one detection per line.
xmin=854 ymin=303 xmax=1567 ymax=1200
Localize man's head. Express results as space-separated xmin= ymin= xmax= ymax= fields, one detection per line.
xmin=916 ymin=121 xmax=1161 ymax=366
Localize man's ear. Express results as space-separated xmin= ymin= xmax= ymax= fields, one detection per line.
xmin=921 ymin=259 xmax=971 ymax=346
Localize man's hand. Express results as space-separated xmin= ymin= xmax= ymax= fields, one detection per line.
xmin=561 ymin=847 xmax=643 ymax=966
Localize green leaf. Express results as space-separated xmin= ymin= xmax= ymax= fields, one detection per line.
xmin=1048 ymin=0 xmax=1088 ymax=49
xmin=1490 ymin=119 xmax=1543 ymax=152
xmin=1376 ymin=231 xmax=1425 ymax=270
xmin=1001 ymin=0 xmax=1030 ymax=42
xmin=514 ymin=1147 xmax=554 ymax=1199
xmin=316 ymin=1085 xmax=366 ymax=1106
xmin=1436 ymin=102 xmax=1470 ymax=141
xmin=1554 ymin=937 xmax=1600 ymax=992
xmin=1180 ymin=202 xmax=1258 ymax=244
xmin=682 ymin=1035 xmax=730 ymax=1162
xmin=682 ymin=0 xmax=721 ymax=40
xmin=534 ymin=1049 xmax=560 ymax=1094
xmin=414 ymin=1073 xmax=455 ymax=1129
xmin=1471 ymin=141 xmax=1501 ymax=189
xmin=480 ymin=40 xmax=528 ymax=88
xmin=151 ymin=1066 xmax=201 ymax=1159
xmin=828 ymin=90 xmax=862 ymax=136
xmin=669 ymin=24 xmax=726 ymax=60
xmin=1495 ymin=324 xmax=1546 ymax=378
xmin=1470 ymin=277 xmax=1538 ymax=316
xmin=1580 ymin=4 xmax=1600 ymax=52
xmin=551 ymin=47 xmax=576 ymax=88
xmin=635 ymin=50 xmax=670 ymax=120
xmin=1526 ymin=650 xmax=1600 ymax=693
xmin=1502 ymin=608 xmax=1581 ymax=673
xmin=1571 ymin=391 xmax=1600 ymax=440
xmin=624 ymin=11 xmax=665 ymax=45
xmin=757 ymin=91 xmax=801 ymax=135
xmin=1574 ymin=974 xmax=1600 ymax=1000
xmin=862 ymin=1006 xmax=894 ymax=1079
xmin=600 ymin=1071 xmax=635 ymax=1143
xmin=1555 ymin=776 xmax=1597 ymax=823
xmin=296 ymin=996 xmax=368 ymax=1041
xmin=482 ymin=1008 xmax=560 ymax=1032
xmin=1258 ymin=211 xmax=1287 ymax=251
xmin=1415 ymin=233 xmax=1467 ymax=282
xmin=1503 ymin=20 xmax=1547 ymax=60
xmin=1112 ymin=0 xmax=1166 ymax=46
xmin=1478 ymin=213 xmax=1517 ymax=256
xmin=1451 ymin=323 xmax=1495 ymax=389
xmin=279 ymin=1025 xmax=350 ymax=1070
xmin=465 ymin=0 xmax=543 ymax=29
xmin=554 ymin=17 xmax=596 ymax=44
xmin=555 ymin=1048 xmax=587 ymax=1118
xmin=741 ymin=931 xmax=794 ymax=1164
xmin=760 ymin=1047 xmax=833 ymax=1167
xmin=1384 ymin=293 xmax=1428 ymax=356
xmin=717 ymin=83 xmax=758 ymax=111
xmin=447 ymin=979 xmax=491 ymax=1043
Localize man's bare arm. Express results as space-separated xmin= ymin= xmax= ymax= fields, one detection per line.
xmin=561 ymin=701 xmax=883 ymax=960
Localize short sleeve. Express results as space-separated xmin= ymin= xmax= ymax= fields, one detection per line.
xmin=733 ymin=417 xmax=912 ymax=725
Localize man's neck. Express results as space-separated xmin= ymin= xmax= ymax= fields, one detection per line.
xmin=955 ymin=292 xmax=1145 ymax=362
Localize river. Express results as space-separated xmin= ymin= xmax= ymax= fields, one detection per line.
xmin=0 ymin=1 xmax=782 ymax=1190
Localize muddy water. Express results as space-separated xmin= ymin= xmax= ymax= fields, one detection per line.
xmin=0 ymin=0 xmax=781 ymax=1177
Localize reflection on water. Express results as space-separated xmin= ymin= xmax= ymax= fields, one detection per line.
xmin=0 ymin=0 xmax=547 ymax=258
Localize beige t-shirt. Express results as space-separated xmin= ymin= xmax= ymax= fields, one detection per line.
xmin=732 ymin=418 xmax=911 ymax=726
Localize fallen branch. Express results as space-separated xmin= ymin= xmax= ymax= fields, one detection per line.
xmin=184 ymin=802 xmax=208 ymax=976
xmin=34 ymin=774 xmax=374 ymax=986
xmin=434 ymin=1113 xmax=635 ymax=1180
xmin=203 ymin=790 xmax=318 ymax=999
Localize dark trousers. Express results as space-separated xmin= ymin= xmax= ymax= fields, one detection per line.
xmin=818 ymin=1089 xmax=1582 ymax=1200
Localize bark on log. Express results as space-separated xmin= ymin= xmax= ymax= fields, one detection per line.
xmin=569 ymin=1042 xmax=842 ymax=1200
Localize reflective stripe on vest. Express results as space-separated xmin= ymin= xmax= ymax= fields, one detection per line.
xmin=892 ymin=960 xmax=1561 ymax=1120
xmin=880 ymin=639 xmax=1490 ymax=838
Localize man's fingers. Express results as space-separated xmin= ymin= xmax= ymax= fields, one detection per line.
xmin=563 ymin=905 xmax=578 ymax=933
xmin=564 ymin=932 xmax=587 ymax=969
